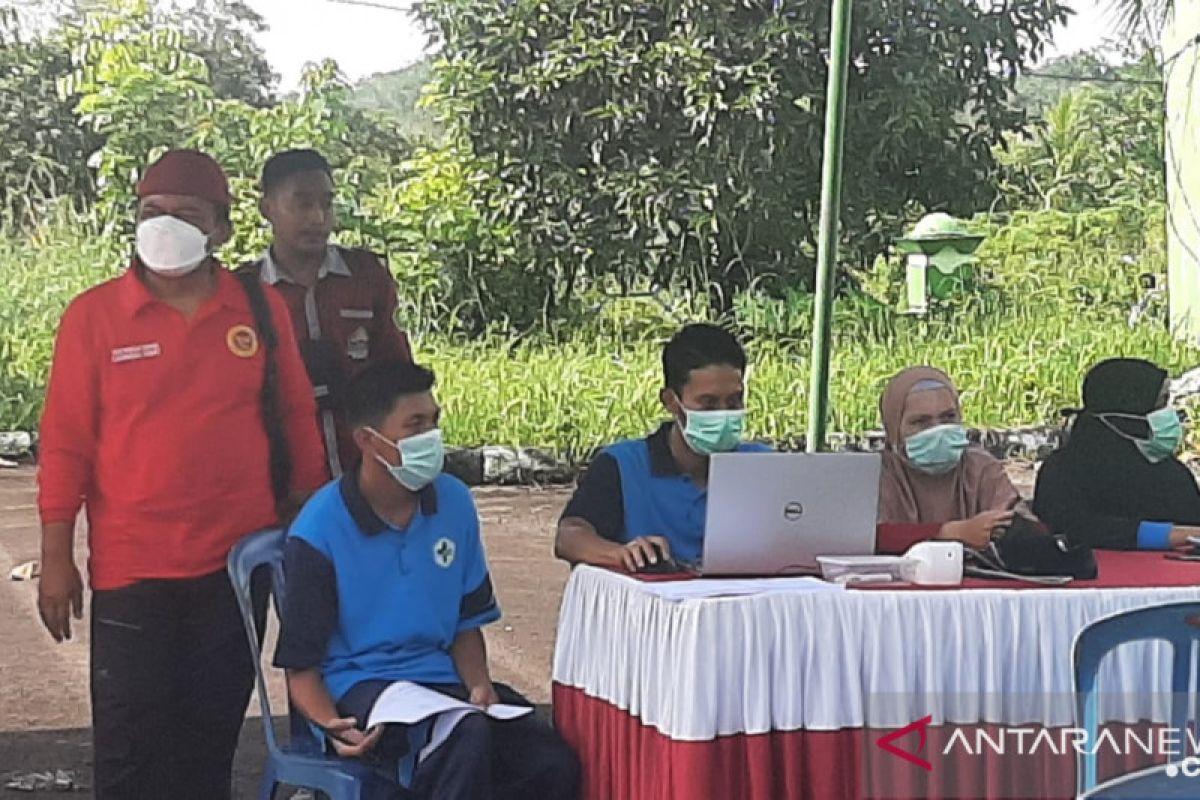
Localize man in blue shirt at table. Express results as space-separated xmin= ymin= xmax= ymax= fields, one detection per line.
xmin=555 ymin=323 xmax=771 ymax=572
xmin=275 ymin=359 xmax=580 ymax=800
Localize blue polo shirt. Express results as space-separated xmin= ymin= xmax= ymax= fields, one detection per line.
xmin=274 ymin=471 xmax=500 ymax=701
xmin=560 ymin=422 xmax=771 ymax=564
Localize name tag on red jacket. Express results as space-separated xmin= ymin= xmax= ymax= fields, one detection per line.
xmin=111 ymin=343 xmax=162 ymax=364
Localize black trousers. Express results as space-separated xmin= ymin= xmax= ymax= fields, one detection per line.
xmin=90 ymin=569 xmax=265 ymax=800
xmin=338 ymin=681 xmax=581 ymax=800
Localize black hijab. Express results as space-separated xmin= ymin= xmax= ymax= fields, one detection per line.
xmin=1060 ymin=358 xmax=1200 ymax=524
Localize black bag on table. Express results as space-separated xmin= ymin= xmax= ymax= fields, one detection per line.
xmin=966 ymin=515 xmax=1099 ymax=583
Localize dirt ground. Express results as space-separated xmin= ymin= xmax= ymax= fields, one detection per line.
xmin=0 ymin=466 xmax=573 ymax=797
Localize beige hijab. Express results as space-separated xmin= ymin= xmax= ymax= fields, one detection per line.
xmin=878 ymin=366 xmax=1023 ymax=524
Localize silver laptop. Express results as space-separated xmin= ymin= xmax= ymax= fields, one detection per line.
xmin=700 ymin=452 xmax=882 ymax=575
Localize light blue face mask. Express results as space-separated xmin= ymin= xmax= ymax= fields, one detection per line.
xmin=677 ymin=401 xmax=745 ymax=456
xmin=904 ymin=424 xmax=969 ymax=475
xmin=369 ymin=428 xmax=445 ymax=491
xmin=1097 ymin=408 xmax=1184 ymax=464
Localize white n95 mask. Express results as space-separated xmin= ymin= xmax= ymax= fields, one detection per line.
xmin=136 ymin=216 xmax=210 ymax=277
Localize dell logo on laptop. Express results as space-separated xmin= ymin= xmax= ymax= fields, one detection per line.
xmin=783 ymin=502 xmax=804 ymax=521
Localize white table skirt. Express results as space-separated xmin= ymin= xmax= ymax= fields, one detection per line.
xmin=552 ymin=566 xmax=1200 ymax=741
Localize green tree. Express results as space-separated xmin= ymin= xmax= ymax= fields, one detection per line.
xmin=365 ymin=141 xmax=525 ymax=333
xmin=419 ymin=0 xmax=1067 ymax=320
xmin=0 ymin=0 xmax=277 ymax=224
xmin=1106 ymin=0 xmax=1176 ymax=36
xmin=66 ymin=1 xmax=411 ymax=261
xmin=65 ymin=0 xmax=215 ymax=226
xmin=57 ymin=0 xmax=277 ymax=103
xmin=170 ymin=0 xmax=278 ymax=107
xmin=1014 ymin=49 xmax=1125 ymax=116
xmin=190 ymin=61 xmax=413 ymax=263
xmin=353 ymin=59 xmax=441 ymax=140
xmin=0 ymin=7 xmax=101 ymax=219
xmin=998 ymin=51 xmax=1165 ymax=211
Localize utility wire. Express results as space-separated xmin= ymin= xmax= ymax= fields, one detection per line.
xmin=325 ymin=0 xmax=414 ymax=12
xmin=1024 ymin=72 xmax=1161 ymax=85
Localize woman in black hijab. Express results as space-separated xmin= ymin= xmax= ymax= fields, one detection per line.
xmin=1033 ymin=358 xmax=1200 ymax=549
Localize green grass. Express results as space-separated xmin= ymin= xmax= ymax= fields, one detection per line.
xmin=0 ymin=207 xmax=123 ymax=430
xmin=3 ymin=205 xmax=1196 ymax=455
xmin=415 ymin=313 xmax=1194 ymax=455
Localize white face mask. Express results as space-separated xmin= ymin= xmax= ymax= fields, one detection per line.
xmin=136 ymin=216 xmax=211 ymax=277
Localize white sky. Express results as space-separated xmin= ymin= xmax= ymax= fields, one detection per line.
xmin=248 ymin=0 xmax=1120 ymax=92
xmin=249 ymin=0 xmax=429 ymax=89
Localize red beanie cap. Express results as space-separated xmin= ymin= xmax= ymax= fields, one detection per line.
xmin=136 ymin=149 xmax=232 ymax=208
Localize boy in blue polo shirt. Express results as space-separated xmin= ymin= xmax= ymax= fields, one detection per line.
xmin=555 ymin=323 xmax=770 ymax=571
xmin=275 ymin=360 xmax=579 ymax=800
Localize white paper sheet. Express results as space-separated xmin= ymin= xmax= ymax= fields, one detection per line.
xmin=366 ymin=681 xmax=534 ymax=729
xmin=366 ymin=681 xmax=535 ymax=764
xmin=636 ymin=575 xmax=844 ymax=602
xmin=420 ymin=709 xmax=475 ymax=762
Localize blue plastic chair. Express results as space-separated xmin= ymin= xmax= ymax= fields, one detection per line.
xmin=1082 ymin=762 xmax=1200 ymax=799
xmin=228 ymin=528 xmax=396 ymax=800
xmin=1073 ymin=601 xmax=1200 ymax=795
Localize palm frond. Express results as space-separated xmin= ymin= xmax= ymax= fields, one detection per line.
xmin=1105 ymin=0 xmax=1177 ymax=37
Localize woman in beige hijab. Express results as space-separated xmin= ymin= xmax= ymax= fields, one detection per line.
xmin=876 ymin=366 xmax=1029 ymax=553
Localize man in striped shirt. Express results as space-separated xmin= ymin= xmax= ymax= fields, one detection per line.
xmin=242 ymin=149 xmax=413 ymax=477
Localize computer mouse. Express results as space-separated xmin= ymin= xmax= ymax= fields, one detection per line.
xmin=636 ymin=557 xmax=683 ymax=575
xmin=634 ymin=543 xmax=682 ymax=574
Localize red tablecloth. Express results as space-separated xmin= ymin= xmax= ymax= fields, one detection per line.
xmin=868 ymin=550 xmax=1200 ymax=591
xmin=553 ymin=553 xmax=1200 ymax=800
xmin=554 ymin=685 xmax=1169 ymax=800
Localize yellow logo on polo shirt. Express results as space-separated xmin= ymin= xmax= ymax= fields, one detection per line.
xmin=433 ymin=537 xmax=457 ymax=568
xmin=226 ymin=325 xmax=259 ymax=358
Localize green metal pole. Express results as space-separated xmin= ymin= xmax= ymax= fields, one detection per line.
xmin=805 ymin=0 xmax=853 ymax=453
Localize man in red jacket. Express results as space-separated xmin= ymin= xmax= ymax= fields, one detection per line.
xmin=36 ymin=150 xmax=328 ymax=800
xmin=242 ymin=148 xmax=413 ymax=477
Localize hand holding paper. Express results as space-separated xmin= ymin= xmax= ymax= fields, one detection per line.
xmin=469 ymin=682 xmax=501 ymax=709
xmin=366 ymin=681 xmax=534 ymax=729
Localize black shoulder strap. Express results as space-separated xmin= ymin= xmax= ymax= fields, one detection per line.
xmin=235 ymin=270 xmax=292 ymax=507
xmin=234 ymin=257 xmax=265 ymax=277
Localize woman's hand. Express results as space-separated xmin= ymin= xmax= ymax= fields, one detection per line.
xmin=940 ymin=510 xmax=1014 ymax=550
xmin=1169 ymin=525 xmax=1200 ymax=548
